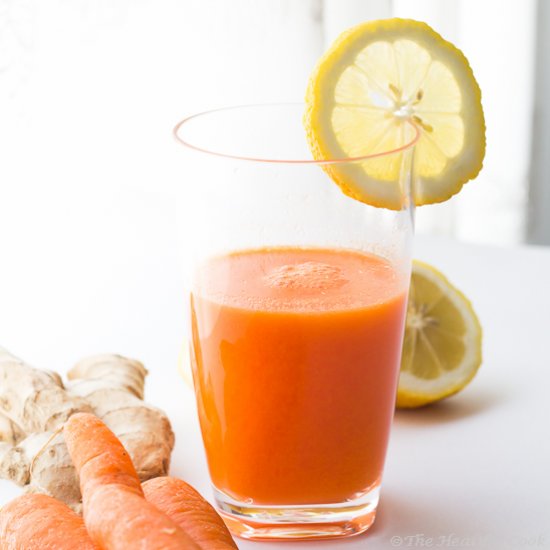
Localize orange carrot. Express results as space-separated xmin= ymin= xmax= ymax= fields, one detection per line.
xmin=143 ymin=477 xmax=238 ymax=550
xmin=64 ymin=413 xmax=199 ymax=550
xmin=0 ymin=493 xmax=98 ymax=550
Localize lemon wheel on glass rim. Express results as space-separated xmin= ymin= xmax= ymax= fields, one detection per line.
xmin=304 ymin=18 xmax=486 ymax=210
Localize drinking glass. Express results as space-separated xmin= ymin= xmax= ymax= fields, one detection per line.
xmin=174 ymin=103 xmax=417 ymax=541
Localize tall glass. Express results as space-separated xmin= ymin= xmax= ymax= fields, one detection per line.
xmin=175 ymin=104 xmax=417 ymax=541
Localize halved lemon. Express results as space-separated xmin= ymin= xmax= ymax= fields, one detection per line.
xmin=397 ymin=260 xmax=482 ymax=408
xmin=304 ymin=18 xmax=486 ymax=210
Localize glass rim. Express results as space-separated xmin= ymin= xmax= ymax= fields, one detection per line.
xmin=173 ymin=102 xmax=420 ymax=165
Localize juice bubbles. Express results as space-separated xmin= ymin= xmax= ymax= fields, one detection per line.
xmin=190 ymin=247 xmax=408 ymax=505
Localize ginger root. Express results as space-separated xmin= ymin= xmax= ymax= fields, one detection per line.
xmin=0 ymin=414 xmax=30 ymax=484
xmin=67 ymin=355 xmax=175 ymax=481
xmin=0 ymin=414 xmax=24 ymax=445
xmin=0 ymin=348 xmax=175 ymax=511
xmin=0 ymin=348 xmax=92 ymax=433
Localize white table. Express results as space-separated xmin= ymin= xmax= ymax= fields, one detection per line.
xmin=1 ymin=237 xmax=550 ymax=549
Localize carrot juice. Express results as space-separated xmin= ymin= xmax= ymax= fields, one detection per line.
xmin=190 ymin=247 xmax=408 ymax=505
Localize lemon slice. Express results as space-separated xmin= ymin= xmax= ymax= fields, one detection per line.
xmin=397 ymin=260 xmax=482 ymax=408
xmin=304 ymin=18 xmax=486 ymax=210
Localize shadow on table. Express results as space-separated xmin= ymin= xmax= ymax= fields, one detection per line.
xmin=367 ymin=491 xmax=469 ymax=540
xmin=393 ymin=386 xmax=509 ymax=427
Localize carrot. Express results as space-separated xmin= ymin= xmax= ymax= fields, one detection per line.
xmin=143 ymin=477 xmax=238 ymax=550
xmin=0 ymin=493 xmax=98 ymax=550
xmin=64 ymin=413 xmax=199 ymax=550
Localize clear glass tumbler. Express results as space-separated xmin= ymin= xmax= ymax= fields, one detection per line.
xmin=174 ymin=104 xmax=417 ymax=541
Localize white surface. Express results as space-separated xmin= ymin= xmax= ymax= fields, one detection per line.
xmin=1 ymin=236 xmax=549 ymax=548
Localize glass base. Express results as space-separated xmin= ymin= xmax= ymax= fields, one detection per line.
xmin=214 ymin=484 xmax=380 ymax=541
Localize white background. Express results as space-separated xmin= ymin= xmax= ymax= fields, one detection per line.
xmin=0 ymin=0 xmax=544 ymax=249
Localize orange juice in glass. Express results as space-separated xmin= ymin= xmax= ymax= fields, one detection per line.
xmin=175 ymin=104 xmax=417 ymax=540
